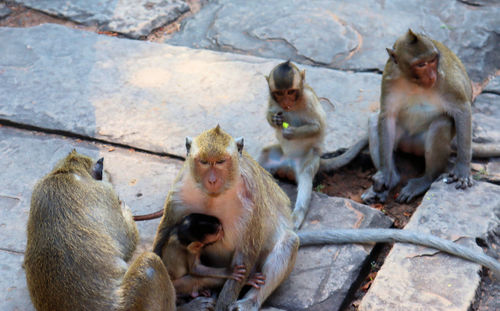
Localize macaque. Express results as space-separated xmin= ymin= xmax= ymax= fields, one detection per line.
xmin=153 ymin=127 xmax=500 ymax=311
xmin=259 ymin=61 xmax=326 ymax=230
xmin=157 ymin=213 xmax=264 ymax=298
xmin=24 ymin=150 xmax=214 ymax=311
xmin=153 ymin=126 xmax=299 ymax=311
xmin=362 ymin=29 xmax=475 ymax=203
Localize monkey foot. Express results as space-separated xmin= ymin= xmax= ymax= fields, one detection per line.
xmin=396 ymin=177 xmax=432 ymax=203
xmin=229 ymin=297 xmax=259 ymax=311
xmin=180 ymin=297 xmax=215 ymax=311
xmin=361 ymin=186 xmax=388 ymax=204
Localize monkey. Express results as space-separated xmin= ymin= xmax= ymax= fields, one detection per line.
xmin=258 ymin=60 xmax=326 ymax=230
xmin=153 ymin=125 xmax=300 ymax=311
xmin=152 ymin=127 xmax=500 ymax=311
xmin=159 ymin=213 xmax=265 ymax=298
xmin=357 ymin=29 xmax=476 ymax=204
xmin=24 ymin=150 xmax=214 ymax=311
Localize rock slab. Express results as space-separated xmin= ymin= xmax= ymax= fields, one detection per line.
xmin=168 ymin=0 xmax=500 ymax=82
xmin=0 ymin=3 xmax=11 ymax=18
xmin=266 ymin=184 xmax=393 ymax=311
xmin=0 ymin=24 xmax=380 ymax=159
xmin=359 ymin=180 xmax=500 ymax=311
xmin=13 ymin=0 xmax=189 ymax=38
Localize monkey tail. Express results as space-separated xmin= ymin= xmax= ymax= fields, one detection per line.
xmin=297 ymin=229 xmax=500 ymax=276
xmin=133 ymin=209 xmax=164 ymax=221
xmin=471 ymin=143 xmax=500 ymax=158
xmin=319 ymin=136 xmax=368 ymax=172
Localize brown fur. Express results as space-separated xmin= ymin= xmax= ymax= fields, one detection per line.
xmin=153 ymin=127 xmax=298 ymax=311
xmin=362 ymin=30 xmax=475 ymax=204
xmin=25 ymin=150 xmax=210 ymax=311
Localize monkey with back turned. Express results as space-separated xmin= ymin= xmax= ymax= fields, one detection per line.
xmin=24 ymin=150 xmax=214 ymax=311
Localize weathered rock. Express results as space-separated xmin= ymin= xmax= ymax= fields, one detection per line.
xmin=0 ymin=250 xmax=34 ymax=311
xmin=472 ymin=93 xmax=500 ymax=147
xmin=484 ymin=74 xmax=500 ymax=95
xmin=0 ymin=126 xmax=182 ymax=253
xmin=13 ymin=0 xmax=189 ymax=38
xmin=486 ymin=159 xmax=500 ymax=183
xmin=0 ymin=3 xmax=11 ymax=18
xmin=167 ymin=0 xmax=500 ymax=82
xmin=359 ymin=180 xmax=500 ymax=311
xmin=0 ymin=24 xmax=380 ymax=159
xmin=266 ymin=184 xmax=393 ymax=311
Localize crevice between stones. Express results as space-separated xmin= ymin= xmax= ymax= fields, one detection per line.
xmin=0 ymin=119 xmax=186 ymax=162
xmin=0 ymin=247 xmax=24 ymax=255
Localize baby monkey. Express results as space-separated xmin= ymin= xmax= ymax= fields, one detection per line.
xmin=162 ymin=213 xmax=265 ymax=298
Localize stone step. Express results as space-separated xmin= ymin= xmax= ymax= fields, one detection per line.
xmin=0 ymin=23 xmax=380 ymax=159
xmin=12 ymin=0 xmax=190 ymax=38
xmin=166 ymin=0 xmax=500 ymax=82
xmin=359 ymin=180 xmax=500 ymax=311
xmin=0 ymin=125 xmax=394 ymax=310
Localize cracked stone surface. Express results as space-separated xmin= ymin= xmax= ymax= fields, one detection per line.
xmin=0 ymin=126 xmax=182 ymax=254
xmin=484 ymin=74 xmax=500 ymax=94
xmin=0 ymin=126 xmax=183 ymax=310
xmin=13 ymin=0 xmax=189 ymax=38
xmin=266 ymin=184 xmax=393 ymax=311
xmin=0 ymin=251 xmax=32 ymax=311
xmin=0 ymin=126 xmax=395 ymax=310
xmin=167 ymin=0 xmax=500 ymax=82
xmin=359 ymin=180 xmax=500 ymax=311
xmin=473 ymin=93 xmax=500 ymax=147
xmin=0 ymin=3 xmax=11 ymax=18
xmin=0 ymin=24 xmax=380 ymax=159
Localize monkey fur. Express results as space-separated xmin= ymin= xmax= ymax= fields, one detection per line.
xmin=24 ymin=150 xmax=214 ymax=311
xmin=158 ymin=213 xmax=253 ymax=298
xmin=260 ymin=61 xmax=327 ymax=230
xmin=153 ymin=126 xmax=299 ymax=311
xmin=153 ymin=127 xmax=500 ymax=310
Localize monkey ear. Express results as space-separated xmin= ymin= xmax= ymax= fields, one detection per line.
xmin=301 ymin=70 xmax=306 ymax=81
xmin=235 ymin=137 xmax=244 ymax=155
xmin=91 ymin=158 xmax=104 ymax=181
xmin=386 ymin=48 xmax=397 ymax=64
xmin=185 ymin=137 xmax=193 ymax=156
xmin=265 ymin=75 xmax=269 ymax=82
xmin=407 ymin=29 xmax=418 ymax=43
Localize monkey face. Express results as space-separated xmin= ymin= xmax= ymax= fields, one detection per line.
xmin=411 ymin=54 xmax=438 ymax=88
xmin=195 ymin=156 xmax=233 ymax=195
xmin=272 ymin=89 xmax=299 ymax=111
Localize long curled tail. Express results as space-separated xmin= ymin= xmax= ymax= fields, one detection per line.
xmin=319 ymin=136 xmax=368 ymax=172
xmin=298 ymin=229 xmax=500 ymax=276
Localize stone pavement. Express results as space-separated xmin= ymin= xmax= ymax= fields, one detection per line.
xmin=0 ymin=1 xmax=499 ymax=310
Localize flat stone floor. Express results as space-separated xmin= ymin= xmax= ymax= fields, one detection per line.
xmin=0 ymin=1 xmax=499 ymax=310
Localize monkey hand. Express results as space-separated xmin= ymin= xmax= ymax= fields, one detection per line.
xmin=446 ymin=163 xmax=473 ymax=189
xmin=246 ymin=272 xmax=266 ymax=289
xmin=372 ymin=169 xmax=400 ymax=192
xmin=282 ymin=127 xmax=295 ymax=140
xmin=230 ymin=264 xmax=247 ymax=282
xmin=271 ymin=113 xmax=284 ymax=127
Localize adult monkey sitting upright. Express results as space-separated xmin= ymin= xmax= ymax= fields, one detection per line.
xmin=153 ymin=126 xmax=300 ymax=311
xmin=362 ymin=29 xmax=476 ymax=204
xmin=153 ymin=127 xmax=500 ymax=311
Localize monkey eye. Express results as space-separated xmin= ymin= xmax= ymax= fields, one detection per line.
xmin=199 ymin=159 xmax=209 ymax=165
xmin=272 ymin=91 xmax=284 ymax=97
xmin=416 ymin=62 xmax=427 ymax=68
xmin=287 ymin=89 xmax=297 ymax=96
xmin=216 ymin=159 xmax=226 ymax=165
